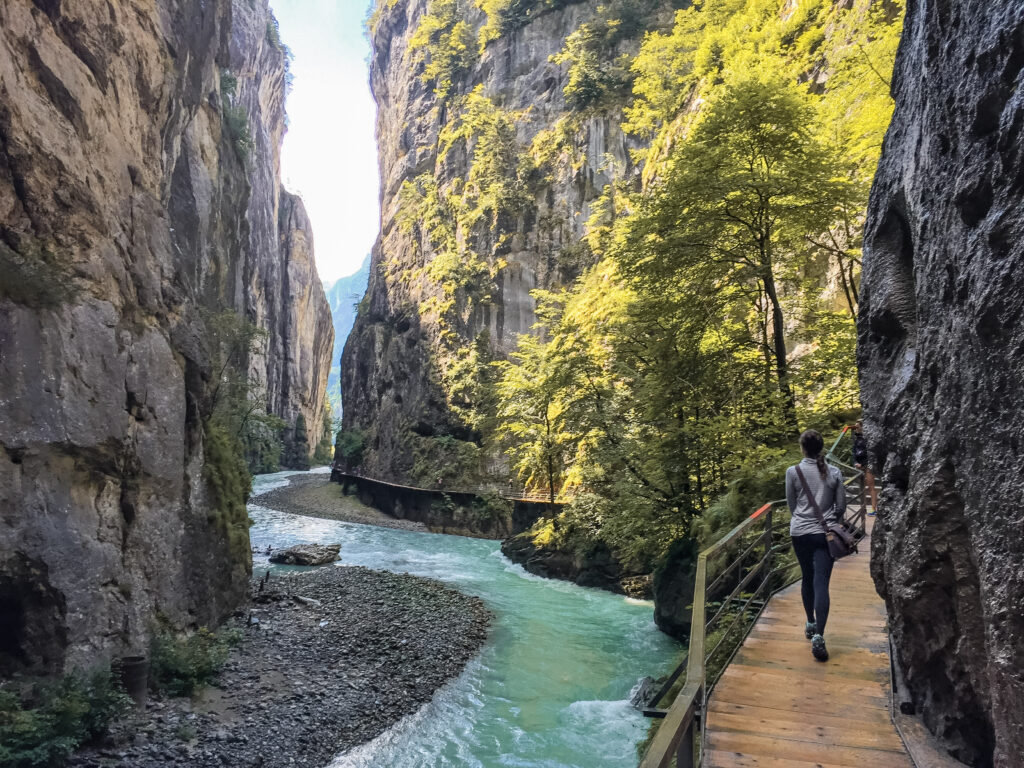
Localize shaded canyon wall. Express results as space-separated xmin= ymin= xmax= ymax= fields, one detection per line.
xmin=858 ymin=1 xmax=1024 ymax=764
xmin=0 ymin=0 xmax=331 ymax=674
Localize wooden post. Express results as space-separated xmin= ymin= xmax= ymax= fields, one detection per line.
xmin=677 ymin=716 xmax=696 ymax=768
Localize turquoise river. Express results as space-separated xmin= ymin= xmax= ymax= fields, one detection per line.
xmin=248 ymin=469 xmax=681 ymax=768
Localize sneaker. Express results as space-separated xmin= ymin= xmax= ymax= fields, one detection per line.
xmin=811 ymin=634 xmax=829 ymax=661
xmin=804 ymin=621 xmax=817 ymax=640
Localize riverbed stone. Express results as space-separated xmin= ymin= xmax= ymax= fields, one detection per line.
xmin=70 ymin=565 xmax=490 ymax=768
xmin=269 ymin=544 xmax=341 ymax=566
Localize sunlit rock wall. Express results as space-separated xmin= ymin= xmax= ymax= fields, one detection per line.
xmin=342 ymin=0 xmax=648 ymax=481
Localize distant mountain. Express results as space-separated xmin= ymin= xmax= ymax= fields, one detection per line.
xmin=324 ymin=255 xmax=371 ymax=418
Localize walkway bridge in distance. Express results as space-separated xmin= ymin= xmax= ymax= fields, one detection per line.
xmin=638 ymin=462 xmax=924 ymax=768
xmin=330 ymin=465 xmax=564 ymax=504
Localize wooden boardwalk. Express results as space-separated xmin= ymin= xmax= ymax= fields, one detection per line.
xmin=703 ymin=524 xmax=914 ymax=768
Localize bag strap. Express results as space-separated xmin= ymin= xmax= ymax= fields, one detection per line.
xmin=795 ymin=465 xmax=831 ymax=536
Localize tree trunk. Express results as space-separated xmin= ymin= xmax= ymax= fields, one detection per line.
xmin=762 ymin=270 xmax=798 ymax=432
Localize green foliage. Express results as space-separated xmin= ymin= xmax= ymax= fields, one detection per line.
xmin=394 ymin=90 xmax=541 ymax=485
xmin=0 ymin=670 xmax=130 ymax=768
xmin=313 ymin=405 xmax=335 ymax=465
xmin=286 ymin=413 xmax=312 ymax=470
xmin=476 ymin=0 xmax=574 ymax=45
xmin=218 ymin=65 xmax=253 ymax=162
xmin=409 ymin=0 xmax=478 ymax=100
xmin=0 ymin=239 xmax=78 ymax=308
xmin=550 ymin=0 xmax=660 ymax=112
xmin=397 ymin=0 xmax=903 ymax=566
xmin=201 ymin=309 xmax=272 ymax=566
xmin=494 ymin=332 xmax=575 ymax=506
xmin=335 ymin=429 xmax=367 ymax=467
xmin=149 ymin=627 xmax=240 ymax=697
xmin=219 ymin=69 xmax=237 ymax=99
xmin=223 ymin=104 xmax=254 ymax=162
xmin=444 ymin=331 xmax=497 ymax=435
xmin=553 ymin=23 xmax=633 ymax=111
xmin=242 ymin=411 xmax=287 ymax=474
xmin=623 ymin=73 xmax=845 ymax=430
xmin=411 ymin=434 xmax=484 ymax=486
xmin=202 ymin=422 xmax=253 ymax=569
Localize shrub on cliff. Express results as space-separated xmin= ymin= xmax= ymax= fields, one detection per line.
xmin=149 ymin=627 xmax=240 ymax=697
xmin=0 ymin=240 xmax=78 ymax=308
xmin=335 ymin=429 xmax=367 ymax=468
xmin=409 ymin=0 xmax=478 ymax=100
xmin=0 ymin=670 xmax=130 ymax=768
xmin=202 ymin=422 xmax=252 ymax=571
xmin=313 ymin=406 xmax=335 ymax=465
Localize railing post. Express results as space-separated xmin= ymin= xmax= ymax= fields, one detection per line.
xmin=677 ymin=714 xmax=696 ymax=768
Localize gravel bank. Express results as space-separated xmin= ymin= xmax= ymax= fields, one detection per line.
xmin=71 ymin=566 xmax=490 ymax=767
xmin=253 ymin=474 xmax=429 ymax=532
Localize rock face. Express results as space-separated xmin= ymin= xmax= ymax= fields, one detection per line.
xmin=652 ymin=538 xmax=698 ymax=640
xmin=0 ymin=0 xmax=331 ymax=675
xmin=858 ymin=2 xmax=1024 ymax=764
xmin=500 ymin=530 xmax=650 ymax=595
xmin=342 ymin=0 xmax=650 ymax=482
xmin=324 ymin=254 xmax=371 ymax=415
xmin=269 ymin=543 xmax=341 ymax=566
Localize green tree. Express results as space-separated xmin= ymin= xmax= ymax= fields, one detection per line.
xmin=409 ymin=0 xmax=478 ymax=100
xmin=288 ymin=413 xmax=311 ymax=471
xmin=495 ymin=334 xmax=575 ymax=510
xmin=624 ymin=73 xmax=842 ymax=431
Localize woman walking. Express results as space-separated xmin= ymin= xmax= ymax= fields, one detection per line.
xmin=785 ymin=429 xmax=846 ymax=661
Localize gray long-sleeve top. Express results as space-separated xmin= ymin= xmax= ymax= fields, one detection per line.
xmin=786 ymin=458 xmax=846 ymax=537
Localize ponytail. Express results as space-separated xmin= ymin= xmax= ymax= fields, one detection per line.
xmin=799 ymin=429 xmax=828 ymax=479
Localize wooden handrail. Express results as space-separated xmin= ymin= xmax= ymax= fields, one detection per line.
xmin=638 ymin=463 xmax=868 ymax=768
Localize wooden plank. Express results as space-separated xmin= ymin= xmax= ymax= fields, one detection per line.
xmin=707 ymin=710 xmax=908 ymax=752
xmin=727 ymin=653 xmax=890 ymax=683
xmin=719 ymin=664 xmax=891 ymax=697
xmin=703 ymin=748 xmax=859 ymax=768
xmin=711 ymin=681 xmax=889 ymax=715
xmin=706 ymin=700 xmax=893 ymax=732
xmin=704 ymin=731 xmax=914 ymax=768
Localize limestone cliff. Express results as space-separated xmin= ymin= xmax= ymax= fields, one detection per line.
xmin=859 ymin=1 xmax=1024 ymax=764
xmin=342 ymin=0 xmax=652 ymax=483
xmin=325 ymin=255 xmax=371 ymax=415
xmin=0 ymin=0 xmax=331 ymax=675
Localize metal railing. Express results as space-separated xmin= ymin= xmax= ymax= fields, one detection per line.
xmin=638 ymin=465 xmax=868 ymax=768
xmin=331 ymin=465 xmax=564 ymax=504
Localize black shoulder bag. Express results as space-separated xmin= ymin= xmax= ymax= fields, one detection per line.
xmin=795 ymin=465 xmax=858 ymax=560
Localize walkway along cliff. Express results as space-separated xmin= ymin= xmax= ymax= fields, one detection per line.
xmin=0 ymin=0 xmax=332 ymax=675
xmin=859 ymin=0 xmax=1024 ymax=765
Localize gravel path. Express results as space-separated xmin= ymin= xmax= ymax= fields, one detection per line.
xmin=71 ymin=566 xmax=490 ymax=767
xmin=253 ymin=474 xmax=428 ymax=532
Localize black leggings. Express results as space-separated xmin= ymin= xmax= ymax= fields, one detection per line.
xmin=791 ymin=534 xmax=834 ymax=635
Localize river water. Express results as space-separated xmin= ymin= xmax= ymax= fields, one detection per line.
xmin=248 ymin=470 xmax=681 ymax=768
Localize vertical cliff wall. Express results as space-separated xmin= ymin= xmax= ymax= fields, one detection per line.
xmin=0 ymin=0 xmax=331 ymax=674
xmin=859 ymin=1 xmax=1024 ymax=764
xmin=325 ymin=255 xmax=371 ymax=415
xmin=343 ymin=0 xmax=649 ymax=482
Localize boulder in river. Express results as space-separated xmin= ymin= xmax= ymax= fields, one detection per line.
xmin=269 ymin=544 xmax=341 ymax=566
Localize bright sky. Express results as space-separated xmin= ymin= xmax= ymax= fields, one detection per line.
xmin=272 ymin=0 xmax=379 ymax=284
